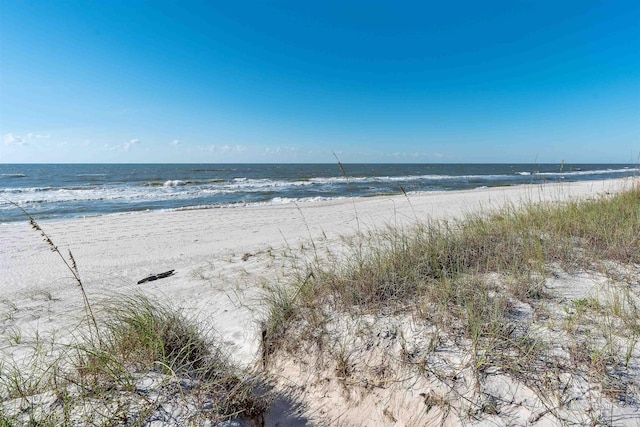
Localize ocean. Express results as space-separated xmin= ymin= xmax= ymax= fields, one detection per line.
xmin=0 ymin=163 xmax=637 ymax=223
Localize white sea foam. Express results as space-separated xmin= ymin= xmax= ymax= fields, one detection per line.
xmin=535 ymin=167 xmax=639 ymax=177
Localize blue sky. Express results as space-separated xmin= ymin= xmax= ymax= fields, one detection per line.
xmin=1 ymin=1 xmax=638 ymax=163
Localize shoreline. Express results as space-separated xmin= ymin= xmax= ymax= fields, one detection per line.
xmin=0 ymin=177 xmax=637 ymax=367
xmin=3 ymin=175 xmax=634 ymax=223
xmin=2 ymin=163 xmax=638 ymax=224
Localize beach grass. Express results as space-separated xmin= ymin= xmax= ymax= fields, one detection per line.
xmin=261 ymin=183 xmax=640 ymax=424
xmin=0 ymin=292 xmax=269 ymax=426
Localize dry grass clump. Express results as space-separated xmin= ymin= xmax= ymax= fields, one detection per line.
xmin=262 ymin=184 xmax=640 ymax=424
xmin=88 ymin=294 xmax=228 ymax=380
xmin=1 ymin=293 xmax=268 ymax=426
xmin=81 ymin=294 xmax=267 ymax=417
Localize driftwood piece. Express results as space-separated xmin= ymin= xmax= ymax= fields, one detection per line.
xmin=137 ymin=270 xmax=175 ymax=284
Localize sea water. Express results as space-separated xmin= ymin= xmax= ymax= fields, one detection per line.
xmin=0 ymin=163 xmax=637 ymax=223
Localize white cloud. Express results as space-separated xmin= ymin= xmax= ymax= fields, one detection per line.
xmin=265 ymin=146 xmax=296 ymax=155
xmin=4 ymin=133 xmax=26 ymax=145
xmin=4 ymin=132 xmax=53 ymax=146
xmin=124 ymin=138 xmax=141 ymax=152
xmin=196 ymin=144 xmax=245 ymax=154
xmin=171 ymin=139 xmax=181 ymax=145
xmin=26 ymin=133 xmax=50 ymax=139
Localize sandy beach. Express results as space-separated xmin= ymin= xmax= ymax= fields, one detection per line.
xmin=1 ymin=178 xmax=635 ymax=367
xmin=3 ymin=177 xmax=640 ymax=426
xmin=3 ymin=1 xmax=639 ymax=422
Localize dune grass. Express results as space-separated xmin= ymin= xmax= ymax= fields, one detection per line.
xmin=0 ymin=292 xmax=268 ymax=426
xmin=261 ymin=184 xmax=640 ymax=424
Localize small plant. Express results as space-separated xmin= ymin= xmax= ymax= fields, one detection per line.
xmin=5 ymin=327 xmax=22 ymax=346
xmin=0 ymin=299 xmax=18 ymax=321
xmin=625 ymin=333 xmax=638 ymax=368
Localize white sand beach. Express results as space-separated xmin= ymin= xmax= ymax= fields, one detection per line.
xmin=1 ymin=177 xmax=638 ymax=425
xmin=0 ymin=178 xmax=634 ymax=364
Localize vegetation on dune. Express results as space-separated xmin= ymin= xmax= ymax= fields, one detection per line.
xmin=264 ymin=186 xmax=640 ymax=343
xmin=0 ymin=292 xmax=268 ymax=426
xmin=261 ymin=184 xmax=640 ymax=424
